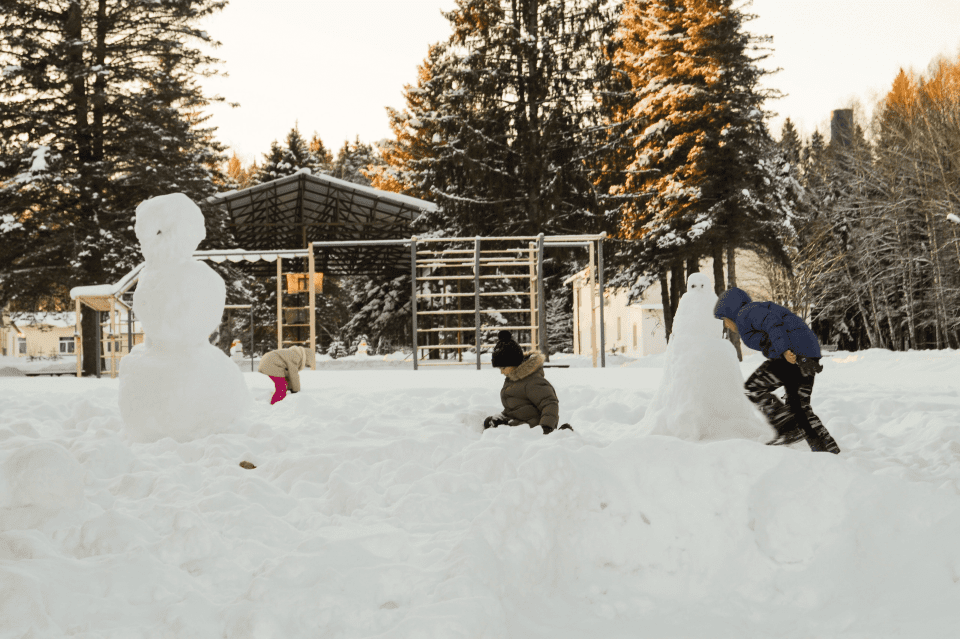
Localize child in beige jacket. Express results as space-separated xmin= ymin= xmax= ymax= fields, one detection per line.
xmin=258 ymin=345 xmax=308 ymax=404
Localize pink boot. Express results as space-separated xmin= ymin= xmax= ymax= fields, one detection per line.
xmin=269 ymin=376 xmax=287 ymax=405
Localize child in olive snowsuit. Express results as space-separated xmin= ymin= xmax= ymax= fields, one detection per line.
xmin=258 ymin=345 xmax=308 ymax=405
xmin=483 ymin=331 xmax=572 ymax=435
xmin=714 ymin=288 xmax=840 ymax=453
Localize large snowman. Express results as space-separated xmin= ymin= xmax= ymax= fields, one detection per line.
xmin=638 ymin=272 xmax=773 ymax=442
xmin=119 ymin=193 xmax=251 ymax=442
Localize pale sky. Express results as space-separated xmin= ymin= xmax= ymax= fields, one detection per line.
xmin=199 ymin=0 xmax=960 ymax=164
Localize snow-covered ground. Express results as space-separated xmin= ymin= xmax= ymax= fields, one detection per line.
xmin=1 ymin=349 xmax=959 ymax=638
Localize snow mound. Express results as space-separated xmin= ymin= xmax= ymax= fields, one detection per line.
xmin=0 ymin=441 xmax=87 ymax=533
xmin=640 ymin=273 xmax=772 ymax=442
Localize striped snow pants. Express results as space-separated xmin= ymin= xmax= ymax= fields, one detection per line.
xmin=745 ymin=357 xmax=840 ymax=454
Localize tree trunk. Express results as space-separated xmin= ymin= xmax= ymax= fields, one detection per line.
xmin=712 ymin=245 xmax=725 ymax=296
xmin=92 ymin=0 xmax=107 ymax=161
xmin=670 ymin=260 xmax=684 ymax=322
xmin=659 ymin=269 xmax=673 ymax=342
xmin=864 ymin=280 xmax=889 ymax=350
xmin=66 ymin=2 xmax=100 ymax=376
xmin=725 ymin=245 xmax=743 ymax=361
xmin=895 ymin=221 xmax=919 ymax=350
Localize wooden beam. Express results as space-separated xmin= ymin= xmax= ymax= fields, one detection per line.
xmin=75 ymin=297 xmax=82 ymax=378
xmin=308 ymin=243 xmax=316 ymax=370
xmin=276 ymin=255 xmax=283 ymax=350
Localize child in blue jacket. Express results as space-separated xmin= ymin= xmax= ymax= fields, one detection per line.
xmin=714 ymin=287 xmax=840 ymax=454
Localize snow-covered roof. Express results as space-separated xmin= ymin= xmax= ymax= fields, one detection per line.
xmin=8 ymin=311 xmax=77 ymax=328
xmin=205 ymin=171 xmax=436 ymax=276
xmin=70 ymin=263 xmax=145 ymax=300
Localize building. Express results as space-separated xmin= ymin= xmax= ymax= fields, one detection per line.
xmin=566 ymin=249 xmax=771 ymax=358
xmin=1 ymin=311 xmax=78 ymax=360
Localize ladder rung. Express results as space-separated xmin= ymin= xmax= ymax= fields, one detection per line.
xmin=413 ymin=292 xmax=535 ymax=298
xmin=413 ymin=344 xmax=478 ymax=350
xmin=283 ymin=324 xmax=311 ymax=327
xmin=416 ymin=258 xmax=475 ymax=264
xmin=480 ymin=326 xmax=537 ymax=331
xmin=282 ymin=306 xmax=310 ymax=310
xmin=415 ymin=274 xmax=534 ymax=281
xmin=480 ymin=291 xmax=533 ymax=296
xmin=417 ymin=309 xmax=530 ymax=315
xmin=477 ymin=263 xmax=534 ymax=268
xmin=282 ymin=340 xmax=309 ymax=344
xmin=417 ymin=310 xmax=481 ymax=315
xmin=415 ymin=361 xmax=482 ymax=367
xmin=416 ymin=327 xmax=476 ymax=333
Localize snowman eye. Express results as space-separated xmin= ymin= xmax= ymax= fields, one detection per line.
xmin=156 ymin=230 xmax=162 ymax=235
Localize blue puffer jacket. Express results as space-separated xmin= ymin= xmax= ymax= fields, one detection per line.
xmin=713 ymin=287 xmax=821 ymax=359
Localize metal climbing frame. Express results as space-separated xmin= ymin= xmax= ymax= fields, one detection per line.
xmin=409 ymin=234 xmax=606 ymax=370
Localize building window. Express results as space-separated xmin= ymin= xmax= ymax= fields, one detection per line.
xmin=17 ymin=337 xmax=27 ymax=355
xmin=59 ymin=337 xmax=75 ymax=354
xmin=633 ymin=323 xmax=638 ymax=348
xmin=617 ymin=317 xmax=621 ymax=341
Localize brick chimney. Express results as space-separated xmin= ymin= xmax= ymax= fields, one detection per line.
xmin=830 ymin=109 xmax=854 ymax=147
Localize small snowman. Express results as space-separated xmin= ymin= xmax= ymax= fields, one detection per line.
xmin=638 ymin=272 xmax=773 ymax=442
xmin=118 ymin=193 xmax=251 ymax=442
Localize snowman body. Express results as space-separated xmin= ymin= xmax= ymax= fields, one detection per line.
xmin=118 ymin=193 xmax=251 ymax=442
xmin=639 ymin=273 xmax=773 ymax=442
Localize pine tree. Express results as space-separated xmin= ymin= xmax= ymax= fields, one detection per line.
xmin=778 ymin=118 xmax=803 ymax=166
xmin=252 ymin=124 xmax=325 ymax=184
xmin=607 ymin=0 xmax=796 ymax=341
xmin=377 ymin=0 xmax=618 ymax=239
xmin=545 ymin=293 xmax=573 ymax=354
xmin=226 ymin=152 xmax=255 ymax=190
xmin=0 ymin=0 xmax=230 ymax=375
xmin=366 ymin=43 xmax=449 ymax=202
xmin=333 ymin=136 xmax=383 ymax=186
xmin=309 ymin=133 xmax=333 ymax=173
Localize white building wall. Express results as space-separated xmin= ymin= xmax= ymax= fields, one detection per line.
xmin=568 ymin=250 xmax=769 ymax=358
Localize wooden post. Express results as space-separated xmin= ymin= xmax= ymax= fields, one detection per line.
xmin=597 ymin=237 xmax=605 ymax=368
xmin=588 ymin=241 xmax=597 ymax=368
xmin=308 ymin=243 xmax=316 ymax=370
xmin=75 ymin=298 xmax=82 ymax=378
xmin=474 ymin=237 xmax=481 ymax=370
xmin=528 ymin=242 xmax=537 ymax=351
xmin=537 ymin=234 xmax=546 ymax=359
xmin=410 ymin=237 xmax=418 ymax=370
xmin=276 ymin=255 xmax=283 ymax=350
xmin=109 ymin=297 xmax=118 ymax=378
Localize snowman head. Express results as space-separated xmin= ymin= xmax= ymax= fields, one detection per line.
xmin=135 ymin=193 xmax=206 ymax=264
xmin=687 ymin=272 xmax=711 ymax=292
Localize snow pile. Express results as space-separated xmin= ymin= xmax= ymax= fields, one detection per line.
xmin=118 ymin=193 xmax=250 ymax=442
xmin=1 ymin=351 xmax=959 ymax=637
xmin=640 ymin=273 xmax=773 ymax=442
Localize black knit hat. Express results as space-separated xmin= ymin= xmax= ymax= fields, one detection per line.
xmin=491 ymin=330 xmax=524 ymax=368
